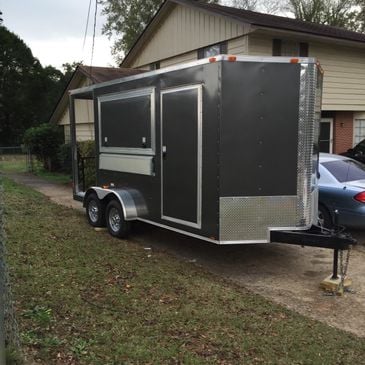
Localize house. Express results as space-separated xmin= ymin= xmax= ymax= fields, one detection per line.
xmin=120 ymin=0 xmax=365 ymax=154
xmin=49 ymin=65 xmax=144 ymax=143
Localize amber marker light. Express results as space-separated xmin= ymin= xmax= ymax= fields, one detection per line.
xmin=290 ymin=58 xmax=300 ymax=64
xmin=209 ymin=57 xmax=217 ymax=63
xmin=227 ymin=55 xmax=237 ymax=62
xmin=102 ymin=185 xmax=110 ymax=189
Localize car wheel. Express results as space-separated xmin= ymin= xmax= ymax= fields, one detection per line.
xmin=106 ymin=200 xmax=131 ymax=238
xmin=318 ymin=205 xmax=332 ymax=228
xmin=85 ymin=193 xmax=106 ymax=227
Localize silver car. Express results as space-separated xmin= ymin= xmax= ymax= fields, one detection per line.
xmin=318 ymin=153 xmax=365 ymax=229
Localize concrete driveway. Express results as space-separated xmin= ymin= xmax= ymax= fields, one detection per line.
xmin=4 ymin=172 xmax=365 ymax=337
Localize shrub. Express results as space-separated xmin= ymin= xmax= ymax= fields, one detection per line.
xmin=77 ymin=140 xmax=95 ymax=158
xmin=23 ymin=123 xmax=63 ymax=171
xmin=57 ymin=143 xmax=72 ymax=173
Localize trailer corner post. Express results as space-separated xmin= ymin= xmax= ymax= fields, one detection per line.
xmin=69 ymin=94 xmax=78 ymax=198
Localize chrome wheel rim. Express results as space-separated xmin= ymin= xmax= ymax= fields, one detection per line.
xmin=88 ymin=200 xmax=99 ymax=223
xmin=109 ymin=207 xmax=121 ymax=232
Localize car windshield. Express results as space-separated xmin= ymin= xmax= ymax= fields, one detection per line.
xmin=321 ymin=159 xmax=365 ymax=183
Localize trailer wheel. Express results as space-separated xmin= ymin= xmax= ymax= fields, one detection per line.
xmin=318 ymin=205 xmax=332 ymax=228
xmin=106 ymin=200 xmax=131 ymax=238
xmin=85 ymin=193 xmax=105 ymax=227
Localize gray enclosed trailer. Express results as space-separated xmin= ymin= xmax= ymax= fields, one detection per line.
xmin=69 ymin=55 xmax=353 ymax=252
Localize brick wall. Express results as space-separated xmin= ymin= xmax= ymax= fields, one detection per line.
xmin=333 ymin=111 xmax=353 ymax=154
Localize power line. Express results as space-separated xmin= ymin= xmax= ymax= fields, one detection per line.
xmin=82 ymin=0 xmax=93 ymax=52
xmin=90 ymin=0 xmax=98 ymax=72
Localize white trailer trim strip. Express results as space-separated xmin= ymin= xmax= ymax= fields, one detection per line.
xmin=99 ymin=154 xmax=154 ymax=175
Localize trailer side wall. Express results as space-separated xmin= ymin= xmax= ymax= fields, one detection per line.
xmin=93 ymin=63 xmax=222 ymax=239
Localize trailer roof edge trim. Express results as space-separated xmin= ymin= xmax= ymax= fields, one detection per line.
xmin=69 ymin=55 xmax=317 ymax=96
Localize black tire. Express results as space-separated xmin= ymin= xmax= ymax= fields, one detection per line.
xmin=106 ymin=200 xmax=131 ymax=238
xmin=85 ymin=193 xmax=106 ymax=227
xmin=318 ymin=204 xmax=333 ymax=228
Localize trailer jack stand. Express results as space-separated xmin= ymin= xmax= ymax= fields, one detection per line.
xmin=320 ymin=248 xmax=353 ymax=295
xmin=271 ymin=225 xmax=356 ymax=295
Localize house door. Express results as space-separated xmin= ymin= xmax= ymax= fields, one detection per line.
xmin=161 ymin=85 xmax=202 ymax=229
xmin=319 ymin=118 xmax=333 ymax=153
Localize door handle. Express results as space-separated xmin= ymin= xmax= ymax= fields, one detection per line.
xmin=162 ymin=145 xmax=167 ymax=159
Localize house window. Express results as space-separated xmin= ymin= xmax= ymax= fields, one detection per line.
xmin=198 ymin=41 xmax=227 ymax=59
xmin=272 ymin=39 xmax=308 ymax=57
xmin=354 ymin=119 xmax=365 ymax=144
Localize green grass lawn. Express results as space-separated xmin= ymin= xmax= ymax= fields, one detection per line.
xmin=0 ymin=155 xmax=71 ymax=185
xmin=0 ymin=155 xmax=27 ymax=173
xmin=3 ymin=177 xmax=365 ymax=365
xmin=32 ymin=169 xmax=72 ymax=185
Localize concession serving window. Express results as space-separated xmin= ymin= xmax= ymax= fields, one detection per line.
xmin=98 ymin=87 xmax=155 ymax=155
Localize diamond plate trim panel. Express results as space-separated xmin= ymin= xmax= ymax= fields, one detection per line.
xmin=297 ymin=63 xmax=319 ymax=227
xmin=220 ymin=196 xmax=298 ymax=241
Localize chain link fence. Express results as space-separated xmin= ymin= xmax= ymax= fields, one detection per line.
xmin=0 ymin=183 xmax=22 ymax=363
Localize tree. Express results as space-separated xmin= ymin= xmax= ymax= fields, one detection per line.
xmin=286 ymin=0 xmax=365 ymax=31
xmin=228 ymin=0 xmax=283 ymax=13
xmin=100 ymin=0 xmax=219 ymax=63
xmin=0 ymin=26 xmax=43 ymax=145
xmin=23 ymin=123 xmax=63 ymax=171
xmin=0 ymin=25 xmax=71 ymax=146
xmin=229 ymin=0 xmax=257 ymax=10
xmin=227 ymin=0 xmax=365 ymax=31
xmin=61 ymin=61 xmax=83 ymax=84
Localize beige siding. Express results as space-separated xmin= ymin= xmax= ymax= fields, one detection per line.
xmin=63 ymin=122 xmax=94 ymax=144
xmin=59 ymin=99 xmax=94 ymax=126
xmin=309 ymin=43 xmax=365 ymax=111
xmin=140 ymin=35 xmax=249 ymax=70
xmin=64 ymin=125 xmax=71 ymax=144
xmin=60 ymin=100 xmax=94 ymax=142
xmin=160 ymin=51 xmax=197 ymax=68
xmin=57 ymin=77 xmax=95 ymax=142
xmin=59 ymin=108 xmax=69 ymax=126
xmin=75 ymin=123 xmax=95 ymax=142
xmin=75 ymin=99 xmax=94 ymax=124
xmin=228 ymin=35 xmax=248 ymax=55
xmin=248 ymin=33 xmax=272 ymax=56
xmin=131 ymin=4 xmax=248 ymax=68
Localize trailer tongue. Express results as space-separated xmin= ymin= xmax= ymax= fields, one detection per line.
xmin=69 ymin=55 xmax=356 ymax=281
xmin=271 ymin=226 xmax=355 ymax=251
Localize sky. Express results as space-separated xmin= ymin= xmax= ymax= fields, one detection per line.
xmin=1 ymin=0 xmax=117 ymax=70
